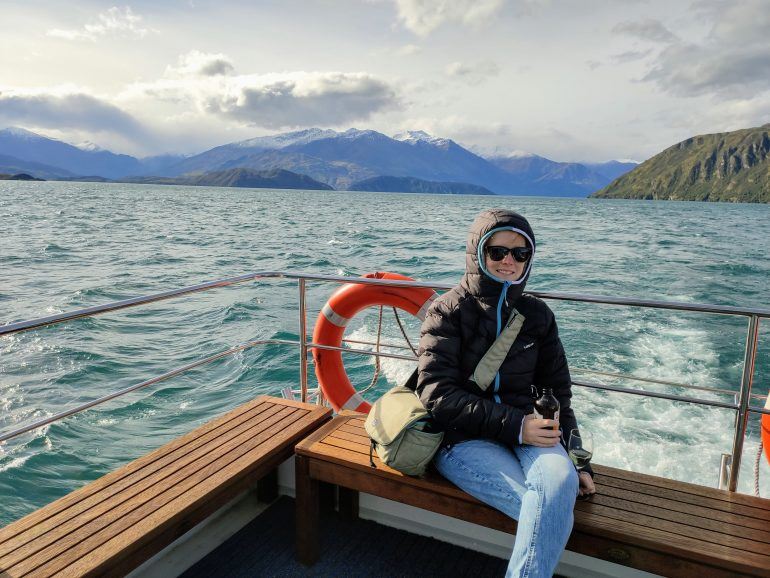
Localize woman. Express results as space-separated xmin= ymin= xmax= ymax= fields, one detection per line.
xmin=416 ymin=208 xmax=595 ymax=578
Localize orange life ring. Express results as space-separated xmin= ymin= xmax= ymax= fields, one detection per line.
xmin=312 ymin=272 xmax=438 ymax=413
xmin=762 ymin=391 xmax=770 ymax=465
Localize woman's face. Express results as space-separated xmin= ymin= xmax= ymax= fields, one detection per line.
xmin=484 ymin=230 xmax=529 ymax=282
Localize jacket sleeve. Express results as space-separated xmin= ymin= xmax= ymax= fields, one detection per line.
xmin=534 ymin=308 xmax=593 ymax=476
xmin=416 ymin=299 xmax=525 ymax=446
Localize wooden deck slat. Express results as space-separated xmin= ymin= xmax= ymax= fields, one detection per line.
xmin=0 ymin=404 xmax=293 ymax=568
xmin=298 ymin=414 xmax=770 ymax=578
xmin=0 ymin=396 xmax=332 ymax=578
xmin=595 ymin=483 xmax=770 ymax=535
xmin=572 ymin=510 xmax=770 ymax=576
xmin=0 ymin=397 xmax=275 ymax=550
xmin=8 ymin=407 xmax=305 ymax=577
xmin=595 ymin=465 xmax=770 ymax=512
xmin=579 ymin=497 xmax=770 ymax=555
xmin=51 ymin=406 xmax=329 ymax=578
xmin=594 ymin=471 xmax=770 ymax=521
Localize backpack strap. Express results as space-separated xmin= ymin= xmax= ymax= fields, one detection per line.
xmin=471 ymin=308 xmax=526 ymax=391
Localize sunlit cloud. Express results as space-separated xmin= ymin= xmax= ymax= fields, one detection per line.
xmin=393 ymin=0 xmax=506 ymax=36
xmin=166 ymin=50 xmax=235 ymax=77
xmin=46 ymin=6 xmax=156 ymax=42
xmin=122 ymin=64 xmax=400 ymax=129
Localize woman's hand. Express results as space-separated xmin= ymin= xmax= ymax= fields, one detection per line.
xmin=521 ymin=413 xmax=561 ymax=447
xmin=578 ymin=471 xmax=595 ymax=498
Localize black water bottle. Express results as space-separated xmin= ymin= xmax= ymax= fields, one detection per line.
xmin=534 ymin=387 xmax=560 ymax=430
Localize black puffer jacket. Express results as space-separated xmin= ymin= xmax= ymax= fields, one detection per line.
xmin=416 ymin=209 xmax=580 ymax=451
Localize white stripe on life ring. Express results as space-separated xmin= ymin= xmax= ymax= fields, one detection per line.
xmin=342 ymin=392 xmax=366 ymax=411
xmin=416 ymin=293 xmax=437 ymax=321
xmin=322 ymin=303 xmax=350 ymax=327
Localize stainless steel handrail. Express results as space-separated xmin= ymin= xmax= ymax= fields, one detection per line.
xmin=0 ymin=338 xmax=297 ymax=444
xmin=5 ymin=270 xmax=770 ymax=337
xmin=1 ymin=270 xmax=768 ymax=491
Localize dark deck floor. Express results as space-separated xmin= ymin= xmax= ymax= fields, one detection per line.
xmin=181 ymin=496 xmax=509 ymax=577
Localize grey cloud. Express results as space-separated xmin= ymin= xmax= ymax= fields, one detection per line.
xmin=445 ymin=61 xmax=500 ymax=83
xmin=612 ymin=18 xmax=678 ymax=43
xmin=0 ymin=92 xmax=149 ymax=139
xmin=199 ymin=59 xmax=234 ymax=76
xmin=644 ymin=43 xmax=770 ymax=98
xmin=201 ymin=73 xmax=399 ymax=129
xmin=611 ymin=49 xmax=652 ymax=64
xmin=641 ymin=1 xmax=770 ymax=99
xmin=169 ymin=51 xmax=236 ymax=77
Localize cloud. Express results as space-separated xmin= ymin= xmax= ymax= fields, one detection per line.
xmin=46 ymin=6 xmax=156 ymax=42
xmin=124 ymin=69 xmax=399 ymax=129
xmin=166 ymin=50 xmax=235 ymax=77
xmin=610 ymin=49 xmax=652 ymax=64
xmin=612 ymin=18 xmax=678 ymax=44
xmin=641 ymin=1 xmax=770 ymax=98
xmin=610 ymin=2 xmax=770 ymax=99
xmin=393 ymin=0 xmax=506 ymax=36
xmin=445 ymin=60 xmax=500 ymax=83
xmin=397 ymin=44 xmax=422 ymax=56
xmin=0 ymin=88 xmax=149 ymax=140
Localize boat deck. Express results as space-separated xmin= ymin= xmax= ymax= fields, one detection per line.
xmin=182 ymin=495 xmax=510 ymax=577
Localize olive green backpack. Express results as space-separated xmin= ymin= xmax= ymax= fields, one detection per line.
xmin=364 ymin=308 xmax=525 ymax=476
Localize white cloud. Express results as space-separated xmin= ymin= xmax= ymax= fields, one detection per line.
xmin=445 ymin=60 xmax=500 ymax=83
xmin=46 ymin=6 xmax=156 ymax=42
xmin=397 ymin=44 xmax=422 ymax=56
xmin=393 ymin=0 xmax=506 ymax=36
xmin=166 ymin=50 xmax=235 ymax=77
xmin=123 ymin=68 xmax=399 ymax=130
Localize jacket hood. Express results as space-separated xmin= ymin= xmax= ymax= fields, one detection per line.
xmin=460 ymin=208 xmax=536 ymax=301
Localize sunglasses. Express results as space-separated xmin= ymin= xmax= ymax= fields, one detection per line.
xmin=485 ymin=245 xmax=533 ymax=263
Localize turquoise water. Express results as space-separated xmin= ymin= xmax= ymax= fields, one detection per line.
xmin=1 ymin=181 xmax=769 ymax=526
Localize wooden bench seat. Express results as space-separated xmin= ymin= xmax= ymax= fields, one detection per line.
xmin=0 ymin=396 xmax=331 ymax=577
xmin=295 ymin=413 xmax=770 ymax=578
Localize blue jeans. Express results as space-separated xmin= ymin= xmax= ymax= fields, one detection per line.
xmin=434 ymin=439 xmax=578 ymax=578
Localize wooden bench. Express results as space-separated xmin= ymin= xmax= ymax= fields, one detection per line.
xmin=295 ymin=413 xmax=770 ymax=578
xmin=0 ymin=396 xmax=331 ymax=577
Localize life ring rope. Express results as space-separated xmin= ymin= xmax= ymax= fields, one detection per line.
xmin=312 ymin=272 xmax=437 ymax=413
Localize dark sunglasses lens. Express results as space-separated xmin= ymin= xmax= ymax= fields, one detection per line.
xmin=487 ymin=246 xmax=507 ymax=261
xmin=513 ymin=247 xmax=532 ymax=262
xmin=487 ymin=246 xmax=532 ymax=262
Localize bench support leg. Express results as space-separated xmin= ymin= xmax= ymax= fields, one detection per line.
xmin=256 ymin=468 xmax=279 ymax=503
xmin=295 ymin=455 xmax=320 ymax=566
xmin=338 ymin=487 xmax=359 ymax=520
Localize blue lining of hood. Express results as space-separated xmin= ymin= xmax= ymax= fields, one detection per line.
xmin=477 ymin=226 xmax=535 ymax=285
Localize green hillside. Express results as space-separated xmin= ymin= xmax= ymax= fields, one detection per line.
xmin=592 ymin=124 xmax=770 ymax=203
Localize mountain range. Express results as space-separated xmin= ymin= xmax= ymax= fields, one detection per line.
xmin=592 ymin=124 xmax=770 ymax=203
xmin=0 ymin=126 xmax=637 ymax=197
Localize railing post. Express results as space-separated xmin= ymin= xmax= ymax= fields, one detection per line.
xmin=298 ymin=278 xmax=308 ymax=403
xmin=728 ymin=315 xmax=760 ymax=492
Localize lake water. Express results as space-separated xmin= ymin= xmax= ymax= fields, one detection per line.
xmin=1 ymin=181 xmax=769 ymax=525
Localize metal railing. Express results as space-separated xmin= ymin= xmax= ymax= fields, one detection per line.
xmin=1 ymin=270 xmax=768 ymax=492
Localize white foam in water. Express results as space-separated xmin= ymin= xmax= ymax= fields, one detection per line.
xmin=0 ymin=455 xmax=33 ymax=474
xmin=346 ymin=326 xmax=418 ymax=388
xmin=581 ymin=316 xmax=770 ymax=495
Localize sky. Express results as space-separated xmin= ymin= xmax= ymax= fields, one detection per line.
xmin=1 ymin=0 xmax=769 ymax=162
